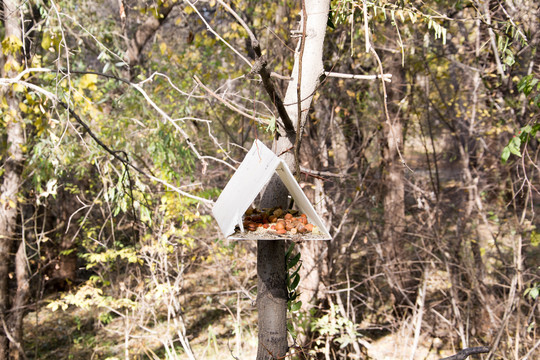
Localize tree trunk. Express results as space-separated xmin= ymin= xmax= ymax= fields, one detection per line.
xmin=258 ymin=153 xmax=294 ymax=360
xmin=256 ymin=1 xmax=330 ymax=359
xmin=11 ymin=242 xmax=29 ymax=360
xmin=381 ymin=52 xmax=408 ymax=299
xmin=122 ymin=0 xmax=176 ymax=73
xmin=0 ymin=1 xmax=25 ymax=358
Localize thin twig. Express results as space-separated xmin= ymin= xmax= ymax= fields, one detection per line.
xmin=409 ymin=268 xmax=429 ymax=360
xmin=193 ymin=75 xmax=270 ymax=126
xmin=370 ymin=47 xmax=413 ymax=172
xmin=300 ymin=166 xmax=346 ymax=178
xmin=215 ymin=0 xmax=294 ymax=134
xmin=521 ymin=338 xmax=540 ymax=360
xmin=184 ymin=0 xmax=251 ymax=67
xmin=325 ymin=71 xmax=392 ymax=82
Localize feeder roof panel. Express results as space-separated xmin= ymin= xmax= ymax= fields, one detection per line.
xmin=212 ymin=140 xmax=331 ymax=240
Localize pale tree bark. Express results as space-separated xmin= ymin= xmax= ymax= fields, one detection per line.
xmin=0 ymin=0 xmax=27 ymax=359
xmin=257 ymin=1 xmax=330 ymax=359
xmin=297 ymin=176 xmax=329 ymax=305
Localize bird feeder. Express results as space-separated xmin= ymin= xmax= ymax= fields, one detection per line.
xmin=212 ymin=140 xmax=331 ymax=240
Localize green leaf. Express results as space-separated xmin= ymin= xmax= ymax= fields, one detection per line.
xmin=287 ymin=319 xmax=297 ymax=339
xmin=265 ymin=117 xmax=276 ymax=133
xmin=501 ymin=146 xmax=510 ymax=163
xmin=524 ymin=284 xmax=539 ymax=300
xmin=508 ymin=137 xmax=522 ymax=157
xmin=287 ymin=321 xmax=295 ymax=333
xmin=530 ymin=287 xmax=539 ymax=300
xmin=289 ymin=264 xmax=302 ymax=280
xmin=290 ymin=273 xmax=300 ymax=290
xmin=531 ymin=123 xmax=540 ymax=136
xmin=531 ymin=231 xmax=539 ymax=247
xmin=530 ymin=78 xmax=539 ymax=90
xmin=291 ymin=301 xmax=302 ymax=311
xmin=289 ymin=291 xmax=298 ymax=301
xmin=288 ymin=252 xmax=301 ymax=270
xmin=520 ymin=125 xmax=532 ymax=135
xmin=517 ymin=75 xmax=538 ymax=96
xmin=327 ymin=13 xmax=335 ymax=29
xmin=285 ymin=242 xmax=295 ymax=260
xmin=534 ymin=94 xmax=540 ymax=108
xmin=59 ymin=249 xmax=75 ymax=256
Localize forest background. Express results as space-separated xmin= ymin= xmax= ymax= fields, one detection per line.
xmin=0 ymin=0 xmax=538 ymax=359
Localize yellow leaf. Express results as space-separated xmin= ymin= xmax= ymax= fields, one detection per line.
xmin=47 ymin=302 xmax=59 ymax=312
xmin=159 ymin=42 xmax=167 ymax=55
xmin=30 ymin=54 xmax=42 ymax=68
xmin=8 ymin=199 xmax=16 ymax=209
xmin=18 ymin=103 xmax=28 ymax=115
xmin=79 ymin=74 xmax=98 ymax=90
xmin=13 ymin=83 xmax=24 ymax=92
xmin=41 ymin=33 xmax=51 ymax=51
xmin=2 ymin=35 xmax=23 ymax=55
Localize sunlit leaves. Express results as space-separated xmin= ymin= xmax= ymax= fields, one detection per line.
xmin=47 ymin=284 xmax=137 ymax=312
xmin=83 ymin=248 xmax=143 ymax=269
xmin=79 ymin=74 xmax=98 ymax=91
xmin=501 ymin=124 xmax=540 ymax=163
xmin=40 ymin=31 xmax=61 ymax=53
xmin=330 ymin=0 xmax=448 ymax=44
xmin=524 ymin=282 xmax=539 ymax=300
xmin=311 ymin=305 xmax=362 ymax=350
xmin=501 ymin=136 xmax=521 ymax=163
xmin=502 ymin=76 xmax=540 ymax=162
xmin=2 ymin=34 xmax=23 ymax=55
xmin=518 ymin=75 xmax=540 ymax=106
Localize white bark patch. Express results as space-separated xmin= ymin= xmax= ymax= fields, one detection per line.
xmin=283 ymin=0 xmax=330 ymax=125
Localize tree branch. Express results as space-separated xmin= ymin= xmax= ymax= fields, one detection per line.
xmin=185 ymin=0 xmax=252 ymax=67
xmin=216 ymin=0 xmax=295 ymax=135
xmin=440 ymin=346 xmax=490 ymax=360
xmin=0 ymin=69 xmax=215 ymax=205
xmin=57 ymin=100 xmax=214 ymax=205
xmin=193 ymin=75 xmax=270 ymax=126
xmin=325 ymin=71 xmax=392 ymax=82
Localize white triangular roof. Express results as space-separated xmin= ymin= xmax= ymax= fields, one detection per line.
xmin=212 ymin=140 xmax=331 ymax=240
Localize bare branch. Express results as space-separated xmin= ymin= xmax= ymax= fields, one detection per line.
xmin=369 ymin=47 xmax=413 ymax=172
xmin=439 ymin=346 xmax=490 ymax=360
xmin=184 ymin=0 xmax=252 ymax=67
xmin=299 ymin=166 xmax=346 ymax=178
xmin=215 ymin=0 xmax=295 ymax=134
xmin=325 ymin=71 xmax=392 ymax=82
xmin=193 ymin=75 xmax=270 ymax=127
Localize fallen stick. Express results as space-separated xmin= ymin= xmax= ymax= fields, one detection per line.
xmin=440 ymin=346 xmax=490 ymax=360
